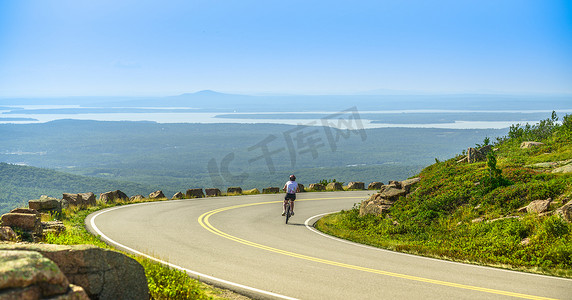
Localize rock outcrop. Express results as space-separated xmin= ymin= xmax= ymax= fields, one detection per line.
xmin=368 ymin=182 xmax=383 ymax=190
xmin=62 ymin=192 xmax=96 ymax=208
xmin=186 ymin=188 xmax=205 ymax=198
xmin=346 ymin=182 xmax=365 ymax=190
xmin=0 ymin=226 xmax=17 ymax=241
xmin=0 ymin=244 xmax=149 ymax=300
xmin=262 ymin=187 xmax=280 ymax=194
xmin=359 ymin=177 xmax=420 ymax=216
xmin=205 ymin=188 xmax=222 ymax=197
xmin=326 ymin=182 xmax=343 ymax=191
xmin=1 ymin=210 xmax=42 ymax=239
xmin=99 ymin=190 xmax=128 ymax=203
xmin=149 ymin=190 xmax=165 ymax=199
xmin=297 ymin=184 xmax=305 ymax=192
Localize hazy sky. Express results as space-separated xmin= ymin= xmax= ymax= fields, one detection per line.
xmin=1 ymin=0 xmax=571 ymax=96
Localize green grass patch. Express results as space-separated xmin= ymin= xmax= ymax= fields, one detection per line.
xmin=317 ymin=113 xmax=572 ymax=278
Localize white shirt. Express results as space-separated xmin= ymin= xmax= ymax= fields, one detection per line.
xmin=284 ymin=181 xmax=298 ymax=194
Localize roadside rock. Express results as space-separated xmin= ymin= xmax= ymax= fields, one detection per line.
xmin=243 ymin=188 xmax=260 ymax=195
xmin=62 ymin=192 xmax=96 ymax=208
xmin=346 ymin=182 xmax=365 ymax=190
xmin=227 ymin=187 xmax=242 ymax=194
xmin=205 ymin=188 xmax=221 ymax=197
xmin=99 ymin=190 xmax=128 ymax=203
xmin=172 ymin=192 xmax=185 ymax=199
xmin=186 ymin=188 xmax=205 ymax=198
xmin=308 ymin=184 xmax=325 ymax=191
xmin=0 ymin=250 xmax=71 ymax=298
xmin=42 ymin=221 xmax=66 ymax=236
xmin=262 ymin=187 xmax=280 ymax=194
xmin=0 ymin=244 xmax=149 ymax=300
xmin=378 ymin=187 xmax=407 ymax=202
xmin=0 ymin=226 xmax=18 ymax=241
xmin=28 ymin=196 xmax=63 ymax=214
xmin=360 ymin=178 xmax=419 ymax=216
xmin=130 ymin=195 xmax=145 ymax=202
xmin=520 ymin=141 xmax=544 ymax=149
xmin=297 ymin=184 xmax=305 ymax=192
xmin=149 ymin=190 xmax=166 ymax=199
xmin=1 ymin=212 xmax=42 ymax=236
xmin=326 ymin=182 xmax=343 ymax=191
xmin=368 ymin=182 xmax=383 ymax=190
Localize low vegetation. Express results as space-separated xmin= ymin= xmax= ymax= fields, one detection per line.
xmin=316 ymin=113 xmax=572 ymax=277
xmin=43 ymin=199 xmax=241 ymax=300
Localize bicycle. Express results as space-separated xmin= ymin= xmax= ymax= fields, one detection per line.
xmin=284 ymin=198 xmax=293 ymax=224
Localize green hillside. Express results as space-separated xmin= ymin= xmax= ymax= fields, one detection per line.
xmin=317 ymin=113 xmax=572 ymax=277
xmin=0 ymin=163 xmax=156 ymax=214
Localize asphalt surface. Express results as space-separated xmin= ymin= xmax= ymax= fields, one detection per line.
xmin=86 ymin=191 xmax=572 ymax=300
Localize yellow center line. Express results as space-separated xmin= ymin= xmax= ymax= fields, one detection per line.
xmin=197 ymin=197 xmax=557 ymax=300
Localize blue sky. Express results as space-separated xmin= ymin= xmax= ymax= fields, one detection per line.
xmin=0 ymin=0 xmax=571 ymax=96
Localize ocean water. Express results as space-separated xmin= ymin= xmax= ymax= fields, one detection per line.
xmin=0 ymin=105 xmax=569 ymax=129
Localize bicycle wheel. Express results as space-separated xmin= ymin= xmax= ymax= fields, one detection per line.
xmin=285 ymin=201 xmax=291 ymax=224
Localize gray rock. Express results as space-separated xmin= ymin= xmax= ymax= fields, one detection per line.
xmin=129 ymin=195 xmax=145 ymax=202
xmin=28 ymin=196 xmax=62 ymax=214
xmin=62 ymin=193 xmax=96 ymax=208
xmin=525 ymin=199 xmax=552 ymax=214
xmin=308 ymin=183 xmax=325 ymax=191
xmin=297 ymin=184 xmax=305 ymax=192
xmin=99 ymin=190 xmax=128 ymax=203
xmin=227 ymin=187 xmax=242 ymax=194
xmin=346 ymin=182 xmax=365 ymax=190
xmin=368 ymin=182 xmax=383 ymax=190
xmin=172 ymin=192 xmax=185 ymax=199
xmin=552 ymin=163 xmax=572 ymax=174
xmin=262 ymin=187 xmax=280 ymax=194
xmin=520 ymin=141 xmax=544 ymax=149
xmin=205 ymin=188 xmax=222 ymax=197
xmin=359 ymin=200 xmax=391 ymax=216
xmin=556 ymin=200 xmax=572 ymax=222
xmin=326 ymin=182 xmax=343 ymax=191
xmin=41 ymin=221 xmax=66 ymax=235
xmin=0 ymin=213 xmax=41 ymax=235
xmin=0 ymin=244 xmax=148 ymax=300
xmin=243 ymin=188 xmax=260 ymax=195
xmin=149 ymin=190 xmax=165 ymax=199
xmin=186 ymin=188 xmax=205 ymax=198
xmin=379 ymin=187 xmax=407 ymax=202
xmin=0 ymin=226 xmax=18 ymax=241
xmin=0 ymin=250 xmax=70 ymax=298
xmin=400 ymin=177 xmax=421 ymax=193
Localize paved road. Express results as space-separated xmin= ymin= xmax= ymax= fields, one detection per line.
xmin=86 ymin=191 xmax=571 ymax=300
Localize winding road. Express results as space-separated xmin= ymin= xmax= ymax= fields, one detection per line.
xmin=86 ymin=191 xmax=571 ymax=300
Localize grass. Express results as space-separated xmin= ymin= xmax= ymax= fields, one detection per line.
xmin=316 ymin=113 xmax=572 ymax=278
xmin=42 ymin=198 xmax=244 ymax=300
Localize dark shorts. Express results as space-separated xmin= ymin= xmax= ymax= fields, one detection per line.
xmin=284 ymin=193 xmax=296 ymax=201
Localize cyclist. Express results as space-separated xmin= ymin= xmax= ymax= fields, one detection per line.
xmin=282 ymin=175 xmax=300 ymax=216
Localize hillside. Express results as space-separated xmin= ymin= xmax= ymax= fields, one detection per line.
xmin=317 ymin=113 xmax=572 ymax=277
xmin=0 ymin=163 xmax=155 ymax=214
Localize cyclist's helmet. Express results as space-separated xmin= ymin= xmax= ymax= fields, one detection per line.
xmin=289 ymin=175 xmax=296 ymax=181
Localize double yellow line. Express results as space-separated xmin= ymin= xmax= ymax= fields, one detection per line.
xmin=198 ymin=197 xmax=557 ymax=300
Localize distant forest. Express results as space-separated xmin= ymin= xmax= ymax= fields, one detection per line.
xmin=0 ymin=120 xmax=507 ymax=214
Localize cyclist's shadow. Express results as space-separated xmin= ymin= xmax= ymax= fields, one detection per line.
xmin=285 ymin=222 xmax=306 ymax=226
